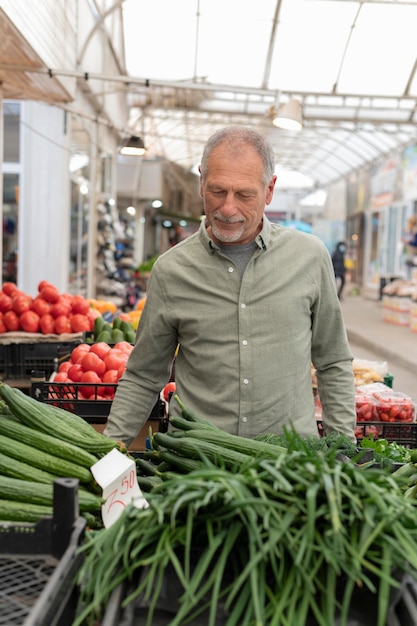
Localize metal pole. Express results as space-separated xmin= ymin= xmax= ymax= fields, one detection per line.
xmin=0 ymin=84 xmax=3 ymax=285
xmin=86 ymin=121 xmax=99 ymax=298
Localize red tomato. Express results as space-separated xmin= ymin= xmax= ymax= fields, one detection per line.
xmin=104 ymin=350 xmax=128 ymax=371
xmin=79 ymin=370 xmax=104 ymax=397
xmin=114 ymin=340 xmax=134 ymax=354
xmin=37 ymin=280 xmax=54 ymax=293
xmin=40 ymin=285 xmax=60 ymax=304
xmin=12 ymin=294 xmax=32 ymax=315
xmin=68 ymin=363 xmax=84 ymax=382
xmin=0 ymin=316 xmax=6 ymax=334
xmin=3 ymin=310 xmax=20 ymax=331
xmin=163 ymin=382 xmax=176 ymax=402
xmin=71 ymin=295 xmax=90 ymax=315
xmin=32 ymin=297 xmax=51 ymax=317
xmin=81 ymin=351 xmax=106 ymax=377
xmin=19 ymin=310 xmax=40 ymax=333
xmin=70 ymin=313 xmax=91 ymax=333
xmin=58 ymin=361 xmax=72 ymax=374
xmin=0 ymin=292 xmax=12 ymax=313
xmin=90 ymin=342 xmax=111 ymax=360
xmin=39 ymin=313 xmax=55 ymax=334
xmin=102 ymin=390 xmax=115 ymax=399
xmin=70 ymin=343 xmax=91 ymax=364
xmin=53 ymin=372 xmax=69 ymax=383
xmin=117 ymin=363 xmax=126 ymax=379
xmin=102 ymin=369 xmax=119 ymax=384
xmin=50 ymin=299 xmax=72 ymax=318
xmin=2 ymin=282 xmax=18 ymax=297
xmin=54 ymin=315 xmax=72 ymax=334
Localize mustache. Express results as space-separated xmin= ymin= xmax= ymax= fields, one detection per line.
xmin=213 ymin=213 xmax=244 ymax=224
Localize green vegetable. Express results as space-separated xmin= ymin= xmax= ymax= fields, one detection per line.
xmin=0 ymin=433 xmax=93 ymax=484
xmin=0 ymin=382 xmax=121 ymax=454
xmin=0 ymin=475 xmax=103 ymax=512
xmin=0 ymin=449 xmax=58 ymax=483
xmin=0 ymin=499 xmax=53 ymax=523
xmin=96 ymin=330 xmax=112 ymax=343
xmin=111 ymin=328 xmax=125 ymax=343
xmin=75 ymin=425 xmax=417 ymax=626
xmin=0 ymin=415 xmax=98 ymax=469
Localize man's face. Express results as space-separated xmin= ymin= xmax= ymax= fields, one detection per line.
xmin=199 ymin=144 xmax=276 ymax=245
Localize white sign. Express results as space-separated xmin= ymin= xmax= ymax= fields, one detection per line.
xmin=91 ymin=448 xmax=148 ymax=528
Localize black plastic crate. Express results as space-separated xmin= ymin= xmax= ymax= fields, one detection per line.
xmin=31 ymin=379 xmax=165 ymax=425
xmin=0 ymin=478 xmax=86 ymax=626
xmin=3 ymin=340 xmax=81 ymax=379
xmin=355 ymin=421 xmax=417 ymax=447
xmin=0 ymin=343 xmax=6 ymax=376
xmin=317 ymin=420 xmax=417 ymax=447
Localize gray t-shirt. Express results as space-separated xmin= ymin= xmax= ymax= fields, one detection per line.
xmin=219 ymin=241 xmax=258 ymax=277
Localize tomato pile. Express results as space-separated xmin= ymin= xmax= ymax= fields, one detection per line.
xmin=355 ymin=385 xmax=415 ymax=424
xmin=0 ymin=281 xmax=101 ymax=334
xmin=53 ymin=341 xmax=133 ymax=400
xmin=373 ymin=391 xmax=415 ymax=423
xmin=355 ymin=393 xmax=376 ymax=422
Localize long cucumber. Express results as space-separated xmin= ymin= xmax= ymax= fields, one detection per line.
xmin=0 ymin=475 xmax=103 ymax=512
xmin=0 ymin=383 xmax=121 ymax=454
xmin=0 ymin=450 xmax=58 ymax=484
xmin=0 ymin=499 xmax=52 ymax=523
xmin=152 ymin=431 xmax=251 ymax=467
xmin=0 ymin=415 xmax=99 ymax=469
xmin=0 ymin=433 xmax=93 ymax=484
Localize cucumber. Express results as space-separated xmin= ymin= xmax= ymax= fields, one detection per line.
xmin=0 ymin=475 xmax=103 ymax=512
xmin=0 ymin=383 xmax=121 ymax=454
xmin=0 ymin=433 xmax=94 ymax=484
xmin=0 ymin=415 xmax=99 ymax=469
xmin=0 ymin=499 xmax=52 ymax=523
xmin=0 ymin=450 xmax=58 ymax=483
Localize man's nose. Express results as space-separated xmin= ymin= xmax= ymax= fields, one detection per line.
xmin=221 ymin=192 xmax=237 ymax=215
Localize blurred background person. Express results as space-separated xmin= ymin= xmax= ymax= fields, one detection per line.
xmin=331 ymin=241 xmax=347 ymax=300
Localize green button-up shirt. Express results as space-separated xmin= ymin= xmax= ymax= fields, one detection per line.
xmin=105 ymin=216 xmax=356 ymax=446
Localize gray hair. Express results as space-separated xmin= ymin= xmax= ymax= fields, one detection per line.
xmin=200 ymin=126 xmax=276 ymax=187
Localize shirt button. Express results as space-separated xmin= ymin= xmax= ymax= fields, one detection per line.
xmin=242 ymin=416 xmax=248 ymax=423
xmin=242 ymin=340 xmax=248 ymax=346
xmin=241 ymin=303 xmax=246 ymax=309
xmin=243 ymin=378 xmax=249 ymax=384
xmin=228 ymin=266 xmax=234 ymax=273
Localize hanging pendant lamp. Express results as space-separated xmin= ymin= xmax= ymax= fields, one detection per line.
xmin=272 ymin=98 xmax=303 ymax=131
xmin=119 ymin=135 xmax=146 ymax=156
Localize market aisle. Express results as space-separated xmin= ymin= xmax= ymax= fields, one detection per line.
xmin=340 ymin=293 xmax=417 ymax=400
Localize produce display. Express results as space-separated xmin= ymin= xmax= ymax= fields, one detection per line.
xmin=0 ymin=281 xmax=101 ymax=334
xmin=355 ymin=383 xmax=415 ymax=424
xmin=53 ymin=340 xmax=133 ymax=400
xmin=89 ymin=315 xmax=136 ymax=344
xmin=74 ymin=397 xmax=417 ymax=626
xmin=0 ymin=382 xmax=128 ymax=528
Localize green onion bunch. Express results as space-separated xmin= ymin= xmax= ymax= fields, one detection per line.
xmin=74 ymin=415 xmax=417 ymax=626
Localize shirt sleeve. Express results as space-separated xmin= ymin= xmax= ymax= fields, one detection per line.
xmin=104 ymin=263 xmax=178 ymax=447
xmin=311 ymin=247 xmax=357 ymax=441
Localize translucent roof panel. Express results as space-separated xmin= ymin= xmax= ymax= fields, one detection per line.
xmin=122 ymin=0 xmax=417 ymax=189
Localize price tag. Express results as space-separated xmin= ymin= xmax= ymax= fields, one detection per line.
xmin=91 ymin=448 xmax=149 ymax=528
